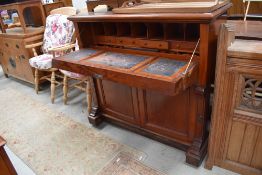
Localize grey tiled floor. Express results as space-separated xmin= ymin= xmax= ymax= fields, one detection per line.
xmin=0 ymin=68 xmax=239 ymax=175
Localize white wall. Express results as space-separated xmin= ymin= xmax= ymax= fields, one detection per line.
xmin=72 ymin=0 xmax=87 ymax=10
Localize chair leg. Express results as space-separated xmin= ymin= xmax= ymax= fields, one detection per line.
xmin=51 ymin=70 xmax=56 ymax=104
xmin=86 ymin=77 xmax=92 ymax=114
xmin=35 ymin=68 xmax=39 ymax=94
xmin=63 ymin=75 xmax=68 ymax=105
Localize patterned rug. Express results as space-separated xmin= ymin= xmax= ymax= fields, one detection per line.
xmin=0 ymin=89 xmax=164 ymax=175
xmin=97 ymin=152 xmax=165 ymax=175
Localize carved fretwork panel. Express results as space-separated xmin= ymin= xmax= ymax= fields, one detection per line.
xmin=240 ymin=78 xmax=262 ymax=114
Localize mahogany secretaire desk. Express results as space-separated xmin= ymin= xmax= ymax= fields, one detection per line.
xmin=53 ymin=1 xmax=231 ymax=166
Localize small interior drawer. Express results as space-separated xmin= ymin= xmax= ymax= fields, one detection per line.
xmin=53 ymin=48 xmax=198 ymax=96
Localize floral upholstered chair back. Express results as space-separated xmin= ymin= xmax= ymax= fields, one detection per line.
xmin=42 ymin=14 xmax=75 ymax=56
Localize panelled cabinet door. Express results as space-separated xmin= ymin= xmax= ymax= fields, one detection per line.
xmin=0 ymin=37 xmax=34 ymax=83
xmin=19 ymin=41 xmax=34 ymax=83
xmin=138 ymin=87 xmax=196 ymax=144
xmin=95 ymin=79 xmax=140 ymax=125
xmin=225 ymin=75 xmax=262 ymax=169
xmin=1 ymin=38 xmax=17 ymax=78
xmin=0 ymin=38 xmax=18 ymax=76
xmin=12 ymin=39 xmax=30 ymax=81
xmin=221 ymin=73 xmax=262 ymax=175
xmin=53 ymin=48 xmax=199 ymax=96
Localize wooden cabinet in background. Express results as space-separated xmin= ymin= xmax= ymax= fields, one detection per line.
xmin=43 ymin=1 xmax=65 ymax=16
xmin=0 ymin=1 xmax=46 ymax=85
xmin=62 ymin=0 xmax=73 ymax=6
xmin=206 ymin=22 xmax=262 ymax=175
xmin=228 ymin=0 xmax=262 ymax=17
xmin=42 ymin=0 xmax=73 ymax=16
xmin=0 ymin=27 xmax=45 ymax=84
xmin=0 ymin=136 xmax=17 ymax=175
xmin=86 ymin=0 xmax=128 ymax=12
xmin=0 ymin=0 xmax=46 ymax=33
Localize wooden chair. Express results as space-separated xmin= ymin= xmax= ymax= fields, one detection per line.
xmin=50 ymin=8 xmax=93 ymax=113
xmin=49 ymin=6 xmax=76 ymax=15
xmin=25 ymin=7 xmax=77 ymax=103
xmin=57 ymin=40 xmax=93 ymax=113
xmin=61 ymin=70 xmax=93 ymax=113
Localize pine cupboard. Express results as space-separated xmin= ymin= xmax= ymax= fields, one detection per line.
xmin=0 ymin=0 xmax=45 ymax=84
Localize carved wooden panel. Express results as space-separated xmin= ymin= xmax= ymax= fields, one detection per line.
xmin=240 ymin=78 xmax=262 ymax=113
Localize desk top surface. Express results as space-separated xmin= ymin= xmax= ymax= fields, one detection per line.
xmin=69 ymin=2 xmax=231 ymax=23
xmin=113 ymin=0 xmax=230 ymax=14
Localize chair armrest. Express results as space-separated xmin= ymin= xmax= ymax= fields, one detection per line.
xmin=47 ymin=43 xmax=76 ymax=53
xmin=25 ymin=42 xmax=43 ymax=49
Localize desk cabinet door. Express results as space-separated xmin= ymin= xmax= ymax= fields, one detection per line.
xmin=139 ymin=88 xmax=195 ymax=144
xmin=96 ymin=79 xmax=140 ymax=125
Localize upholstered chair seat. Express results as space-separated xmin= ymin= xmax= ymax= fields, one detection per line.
xmin=29 ymin=54 xmax=53 ymax=69
xmin=60 ymin=69 xmax=85 ymax=79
